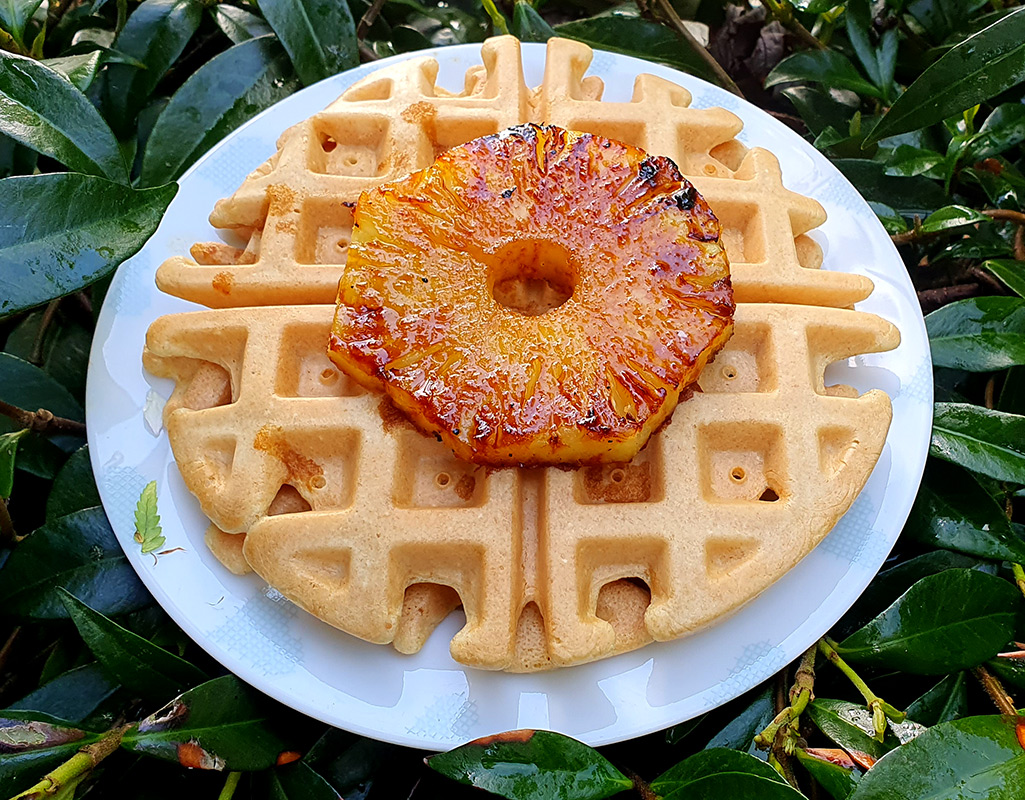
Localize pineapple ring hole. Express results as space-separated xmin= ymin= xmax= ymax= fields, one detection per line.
xmin=310 ymin=475 xmax=327 ymax=490
xmin=488 ymin=240 xmax=578 ymax=317
xmin=730 ymin=467 xmax=746 ymax=483
xmin=435 ymin=472 xmax=451 ymax=488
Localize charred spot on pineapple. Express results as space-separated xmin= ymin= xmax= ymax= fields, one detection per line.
xmin=329 ymin=124 xmax=735 ymax=466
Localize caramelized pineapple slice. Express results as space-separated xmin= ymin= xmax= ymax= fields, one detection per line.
xmin=329 ymin=124 xmax=734 ymax=466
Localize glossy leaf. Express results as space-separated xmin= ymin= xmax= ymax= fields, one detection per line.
xmin=0 ymin=51 xmax=127 ymax=181
xmin=966 ymin=103 xmax=1025 ymax=161
xmin=512 ymin=1 xmax=554 ymax=43
xmin=41 ymin=51 xmax=104 ymax=91
xmin=836 ymin=568 xmax=1020 ymax=674
xmin=806 ymin=700 xmax=894 ymax=760
xmin=867 ymin=8 xmax=1025 ymax=144
xmin=268 ymin=762 xmax=342 ymax=800
xmin=651 ymin=748 xmax=803 ymax=800
xmin=0 ymin=713 xmax=102 ymax=796
xmin=848 ymin=715 xmax=1025 ymax=800
xmin=104 ymin=0 xmax=204 ymax=132
xmin=795 ymin=748 xmax=860 ymax=800
xmin=428 ymin=730 xmax=632 ymax=800
xmin=9 ymin=663 xmax=120 ymax=724
xmin=257 ymin=0 xmax=357 ymax=86
xmin=60 ymin=589 xmax=206 ymax=703
xmin=765 ymin=50 xmax=882 ymax=99
xmin=0 ymin=174 xmax=176 ymax=319
xmin=46 ymin=445 xmax=100 ymax=520
xmin=554 ymin=15 xmax=725 ymax=89
xmin=210 ymin=3 xmax=272 ymax=43
xmin=0 ymin=428 xmax=28 ymax=498
xmin=121 ymin=675 xmax=291 ymax=771
xmin=883 ymin=145 xmax=944 ymax=179
xmin=905 ymin=672 xmax=968 ymax=726
xmin=905 ymin=460 xmax=1025 ymax=561
xmin=983 ymin=259 xmax=1025 ymax=299
xmin=927 ymin=297 xmax=1025 ymax=371
xmin=0 ymin=506 xmax=149 ymax=617
xmin=931 ymin=403 xmax=1025 ymax=484
xmin=987 ymin=656 xmax=1025 ymax=692
xmin=908 ymin=0 xmax=989 ymax=41
xmin=305 ymin=730 xmax=398 ymax=796
xmin=0 ymin=0 xmax=43 ymax=45
xmin=920 ymin=204 xmax=989 ymax=234
xmin=832 ymin=159 xmax=947 ymax=216
xmin=141 ymin=36 xmax=298 ymax=185
xmin=702 ymin=688 xmax=773 ymax=757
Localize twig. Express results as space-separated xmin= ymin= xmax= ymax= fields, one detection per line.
xmin=972 ymin=665 xmax=1018 ymax=716
xmin=0 ymin=626 xmax=20 ymax=675
xmin=819 ymin=638 xmax=905 ymax=741
xmin=217 ymin=772 xmax=242 ymax=800
xmin=29 ymin=299 xmax=60 ymax=366
xmin=650 ymin=0 xmax=744 ymax=97
xmin=917 ymin=284 xmax=980 ymax=312
xmin=762 ymin=0 xmax=827 ymax=51
xmin=1016 ymin=225 xmax=1025 ymax=262
xmin=0 ymin=497 xmax=15 ymax=547
xmin=755 ymin=643 xmax=817 ymax=766
xmin=981 ymin=209 xmax=1025 ymax=226
xmin=10 ymin=724 xmax=130 ymax=799
xmin=359 ymin=42 xmax=379 ymax=63
xmin=621 ymin=767 xmax=657 ymax=800
xmin=357 ymin=0 xmax=388 ymax=40
xmin=0 ymin=400 xmax=86 ymax=436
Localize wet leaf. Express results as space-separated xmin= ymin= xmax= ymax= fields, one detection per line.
xmin=0 ymin=428 xmax=28 ymax=498
xmin=305 ymin=731 xmax=398 ymax=796
xmin=0 ymin=174 xmax=176 ymax=319
xmin=41 ymin=51 xmax=104 ymax=91
xmin=133 ymin=481 xmax=165 ymax=555
xmin=268 ymin=761 xmax=342 ymax=799
xmin=919 ymin=204 xmax=989 ymax=234
xmin=765 ymin=50 xmax=882 ymax=99
xmin=836 ymin=568 xmax=1020 ymax=674
xmin=651 ymin=748 xmax=803 ymax=800
xmin=795 ymin=748 xmax=861 ymax=800
xmin=848 ymin=716 xmax=1025 ymax=799
xmin=60 ymin=589 xmax=206 ymax=703
xmin=9 ymin=663 xmax=120 ymax=724
xmin=806 ymin=700 xmax=895 ymax=760
xmin=46 ymin=445 xmax=100 ymax=520
xmin=966 ymin=103 xmax=1025 ymax=161
xmin=702 ymin=688 xmax=773 ymax=757
xmin=866 ymin=8 xmax=1025 ymax=144
xmin=883 ymin=145 xmax=945 ymax=179
xmin=428 ymin=730 xmax=632 ymax=800
xmin=512 ymin=1 xmax=554 ymax=43
xmin=0 ymin=0 xmax=43 ymax=46
xmin=121 ymin=675 xmax=291 ymax=771
xmin=140 ymin=36 xmax=298 ymax=186
xmin=210 ymin=4 xmax=272 ymax=43
xmin=832 ymin=159 xmax=947 ymax=216
xmin=257 ymin=0 xmax=357 ymax=86
xmin=926 ymin=297 xmax=1025 ymax=371
xmin=983 ymin=259 xmax=1025 ymax=299
xmin=0 ymin=506 xmax=150 ymax=618
xmin=905 ymin=673 xmax=969 ymax=726
xmin=0 ymin=51 xmax=127 ymax=182
xmin=931 ymin=403 xmax=1025 ymax=484
xmin=104 ymin=0 xmax=204 ymax=132
xmin=0 ymin=713 xmax=102 ymax=796
xmin=905 ymin=460 xmax=1025 ymax=561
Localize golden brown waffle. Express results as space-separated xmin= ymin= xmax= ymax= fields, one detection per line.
xmin=144 ymin=302 xmax=897 ymax=670
xmin=155 ymin=36 xmax=871 ymax=309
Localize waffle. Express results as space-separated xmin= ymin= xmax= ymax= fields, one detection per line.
xmin=143 ymin=36 xmax=899 ymax=671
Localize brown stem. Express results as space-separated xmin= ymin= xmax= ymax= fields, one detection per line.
xmin=357 ymin=0 xmax=388 ymax=40
xmin=0 ymin=497 xmax=15 ymax=547
xmin=650 ymin=0 xmax=744 ymax=97
xmin=359 ymin=42 xmax=379 ymax=63
xmin=982 ymin=209 xmax=1025 ymax=226
xmin=1015 ymin=225 xmax=1025 ymax=262
xmin=0 ymin=400 xmax=86 ymax=436
xmin=10 ymin=724 xmax=130 ymax=800
xmin=0 ymin=626 xmax=20 ymax=675
xmin=622 ymin=767 xmax=658 ymax=800
xmin=972 ymin=665 xmax=1018 ymax=716
xmin=917 ymin=284 xmax=980 ymax=312
xmin=985 ymin=376 xmax=996 ymax=410
xmin=29 ymin=299 xmax=60 ymax=366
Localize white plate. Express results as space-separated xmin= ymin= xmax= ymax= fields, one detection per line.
xmin=87 ymin=41 xmax=933 ymax=750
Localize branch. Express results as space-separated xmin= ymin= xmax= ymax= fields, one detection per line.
xmin=217 ymin=772 xmax=242 ymax=800
xmin=0 ymin=497 xmax=16 ymax=547
xmin=0 ymin=400 xmax=86 ymax=436
xmin=10 ymin=724 xmax=129 ymax=800
xmin=650 ymin=0 xmax=744 ymax=97
xmin=972 ymin=665 xmax=1018 ymax=717
xmin=359 ymin=41 xmax=379 ymax=63
xmin=357 ymin=0 xmax=388 ymax=40
xmin=819 ymin=638 xmax=905 ymax=741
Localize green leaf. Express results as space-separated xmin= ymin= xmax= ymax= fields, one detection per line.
xmin=60 ymin=589 xmax=205 ymax=703
xmin=966 ymin=103 xmax=1025 ymax=161
xmin=0 ymin=174 xmax=176 ymax=319
xmin=651 ymin=748 xmax=803 ymax=800
xmin=480 ymin=0 xmax=509 ymax=35
xmin=0 ymin=0 xmax=43 ymax=45
xmin=931 ymin=403 xmax=1025 ymax=484
xmin=806 ymin=699 xmax=895 ymax=760
xmin=781 ymin=86 xmax=860 ymax=138
xmin=9 ymin=663 xmax=120 ymax=725
xmin=0 ymin=428 xmax=28 ymax=498
xmin=512 ymin=1 xmax=554 ymax=43
xmin=0 ymin=51 xmax=128 ymax=182
xmin=0 ymin=507 xmax=150 ymax=617
xmin=794 ymin=749 xmax=861 ymax=800
xmin=836 ymin=568 xmax=1020 ymax=674
xmin=140 ymin=36 xmax=298 ymax=186
xmin=908 ymin=0 xmax=989 ymax=41
xmin=831 ymin=158 xmax=947 ymax=216
xmin=121 ymin=675 xmax=291 ymax=771
xmin=428 ymin=730 xmax=633 ymax=800
xmin=256 ymin=0 xmax=357 ymax=86
xmin=133 ymin=480 xmax=165 ymax=554
xmin=46 ymin=445 xmax=100 ymax=521
xmin=988 ymin=656 xmax=1025 ymax=692
xmin=868 ymin=202 xmax=908 ymax=235
xmin=41 ymin=51 xmax=104 ymax=92
xmin=554 ymin=15 xmax=728 ymax=89
xmin=305 ymin=731 xmax=397 ymax=795
xmin=104 ymin=0 xmax=204 ymax=133
xmin=904 ymin=672 xmax=969 ymax=726
xmin=765 ymin=50 xmax=883 ymax=99
xmin=846 ymin=0 xmax=888 ymax=93
xmin=848 ymin=716 xmax=1025 ymax=800
xmin=883 ymin=145 xmax=945 ymax=179
xmin=983 ymin=259 xmax=1025 ymax=299
xmin=268 ymin=762 xmax=343 ymax=800
xmin=919 ymin=204 xmax=990 ymax=234
xmin=702 ymin=688 xmax=773 ymax=756
xmin=209 ymin=3 xmax=272 ymax=43
xmin=927 ymin=297 xmax=1025 ymax=371
xmin=866 ymin=8 xmax=1025 ymax=144
xmin=906 ymin=460 xmax=1025 ymax=562
xmin=0 ymin=713 xmax=102 ymax=797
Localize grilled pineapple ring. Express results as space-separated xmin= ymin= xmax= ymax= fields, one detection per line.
xmin=329 ymin=124 xmax=735 ymax=466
